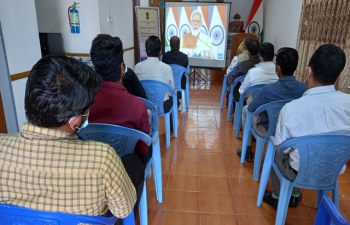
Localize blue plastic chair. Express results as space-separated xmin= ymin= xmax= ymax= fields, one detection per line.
xmin=169 ymin=64 xmax=189 ymax=113
xmin=219 ymin=70 xmax=235 ymax=109
xmin=257 ymin=134 xmax=350 ymax=225
xmin=314 ymin=196 xmax=350 ymax=225
xmin=240 ymin=99 xmax=292 ymax=181
xmin=0 ymin=203 xmax=135 ymax=225
xmin=79 ymin=123 xmax=159 ymax=225
xmin=227 ymin=75 xmax=246 ymax=121
xmin=140 ymin=80 xmax=178 ymax=148
xmin=233 ymin=84 xmax=265 ymax=138
xmin=138 ymin=97 xmax=163 ymax=203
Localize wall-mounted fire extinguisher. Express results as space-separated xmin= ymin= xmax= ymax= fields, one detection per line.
xmin=68 ymin=2 xmax=80 ymax=34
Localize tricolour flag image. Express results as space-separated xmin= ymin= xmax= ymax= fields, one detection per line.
xmin=165 ymin=7 xmax=179 ymax=50
xmin=246 ymin=0 xmax=264 ymax=41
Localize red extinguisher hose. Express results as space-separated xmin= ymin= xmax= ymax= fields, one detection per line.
xmin=68 ymin=6 xmax=72 ymax=27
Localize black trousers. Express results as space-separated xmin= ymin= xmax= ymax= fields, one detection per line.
xmin=120 ymin=154 xmax=145 ymax=213
xmin=163 ymin=96 xmax=174 ymax=131
xmin=138 ymin=145 xmax=153 ymax=167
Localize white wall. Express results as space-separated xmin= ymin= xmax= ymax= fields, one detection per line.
xmin=0 ymin=0 xmax=42 ymax=128
xmin=35 ymin=0 xmax=100 ymax=53
xmin=263 ymin=0 xmax=303 ymax=50
xmin=98 ymin=0 xmax=135 ymax=68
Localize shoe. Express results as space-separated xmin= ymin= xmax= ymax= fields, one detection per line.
xmin=237 ymin=149 xmax=254 ymax=162
xmin=289 ymin=192 xmax=302 ymax=208
xmin=263 ymin=191 xmax=278 ymax=209
xmin=263 ymin=191 xmax=303 ymax=209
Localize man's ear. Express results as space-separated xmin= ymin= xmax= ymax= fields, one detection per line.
xmin=68 ymin=116 xmax=81 ymax=131
xmin=276 ymin=65 xmax=281 ymax=75
xmin=120 ymin=62 xmax=125 ymax=80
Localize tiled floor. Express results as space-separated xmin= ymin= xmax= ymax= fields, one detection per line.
xmin=143 ymin=71 xmax=350 ymax=225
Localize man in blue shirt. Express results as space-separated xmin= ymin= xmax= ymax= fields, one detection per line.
xmin=237 ymin=47 xmax=307 ymax=161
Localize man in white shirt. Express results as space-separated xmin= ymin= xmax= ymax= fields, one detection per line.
xmin=263 ymin=44 xmax=350 ymax=209
xmin=239 ymin=42 xmax=279 ymax=97
xmin=135 ymin=35 xmax=175 ymax=129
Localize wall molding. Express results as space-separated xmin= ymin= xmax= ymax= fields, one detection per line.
xmin=11 ymin=71 xmax=30 ymax=81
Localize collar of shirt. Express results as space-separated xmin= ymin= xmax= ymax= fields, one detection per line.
xmin=101 ymin=81 xmax=127 ymax=92
xmin=255 ymin=61 xmax=275 ymax=68
xmin=302 ymin=85 xmax=336 ymax=97
xmin=21 ymin=123 xmax=78 ymax=140
xmin=146 ymin=57 xmax=160 ymax=62
xmin=278 ymin=76 xmax=297 ymax=82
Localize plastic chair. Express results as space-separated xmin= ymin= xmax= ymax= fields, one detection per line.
xmin=138 ymin=97 xmax=163 ymax=203
xmin=219 ymin=70 xmax=235 ymax=109
xmin=79 ymin=123 xmax=159 ymax=225
xmin=313 ymin=196 xmax=350 ymax=225
xmin=240 ymin=99 xmax=292 ymax=181
xmin=257 ymin=134 xmax=350 ymax=225
xmin=0 ymin=203 xmax=135 ymax=225
xmin=169 ymin=64 xmax=189 ymax=113
xmin=140 ymin=80 xmax=178 ymax=148
xmin=233 ymin=84 xmax=265 ymax=138
xmin=227 ymin=75 xmax=246 ymax=121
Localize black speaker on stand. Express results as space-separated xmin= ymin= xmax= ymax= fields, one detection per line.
xmin=39 ymin=33 xmax=63 ymax=57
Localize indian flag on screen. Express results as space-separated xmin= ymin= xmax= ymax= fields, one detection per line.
xmin=246 ymin=0 xmax=264 ymax=41
xmin=165 ymin=7 xmax=179 ymax=50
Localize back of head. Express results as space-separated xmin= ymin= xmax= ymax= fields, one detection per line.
xmin=243 ymin=37 xmax=253 ymax=49
xmin=308 ymin=44 xmax=346 ymax=85
xmin=247 ymin=40 xmax=260 ymax=56
xmin=170 ymin=36 xmax=180 ymax=50
xmin=259 ymin=42 xmax=274 ymax=61
xmin=25 ymin=55 xmax=102 ymax=128
xmin=90 ymin=34 xmax=124 ymax=82
xmin=276 ymin=47 xmax=299 ymax=75
xmin=146 ymin=35 xmax=161 ymax=57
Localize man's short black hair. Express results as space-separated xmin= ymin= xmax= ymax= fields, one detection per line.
xmin=276 ymin=47 xmax=299 ymax=75
xmin=247 ymin=40 xmax=260 ymax=56
xmin=25 ymin=55 xmax=102 ymax=128
xmin=259 ymin=42 xmax=274 ymax=61
xmin=243 ymin=37 xmax=252 ymax=48
xmin=146 ymin=35 xmax=161 ymax=57
xmin=308 ymin=44 xmax=346 ymax=85
xmin=90 ymin=34 xmax=124 ymax=82
xmin=170 ymin=36 xmax=180 ymax=50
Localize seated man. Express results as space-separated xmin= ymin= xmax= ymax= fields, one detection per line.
xmin=229 ymin=39 xmax=261 ymax=102
xmin=135 ymin=35 xmax=175 ymax=129
xmin=89 ymin=34 xmax=151 ymax=166
xmin=237 ymin=47 xmax=307 ymax=161
xmin=263 ymin=44 xmax=350 ymax=209
xmin=239 ymin=42 xmax=279 ymax=100
xmin=226 ymin=37 xmax=252 ymax=75
xmin=162 ymin=35 xmax=189 ymax=106
xmin=0 ymin=55 xmax=143 ymax=219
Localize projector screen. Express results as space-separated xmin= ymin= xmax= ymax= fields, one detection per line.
xmin=164 ymin=2 xmax=231 ymax=69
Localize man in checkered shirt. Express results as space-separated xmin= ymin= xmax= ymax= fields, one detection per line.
xmin=0 ymin=56 xmax=143 ymax=221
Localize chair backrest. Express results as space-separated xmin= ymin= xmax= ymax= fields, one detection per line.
xmin=140 ymin=80 xmax=176 ymax=115
xmin=0 ymin=203 xmax=120 ymax=225
xmin=168 ymin=64 xmax=187 ymax=91
xmin=232 ymin=75 xmax=246 ymax=88
xmin=275 ymin=133 xmax=350 ymax=190
xmin=236 ymin=84 xmax=265 ymax=106
xmin=78 ymin=123 xmax=152 ymax=157
xmin=253 ymin=99 xmax=293 ymax=137
xmin=313 ymin=196 xmax=350 ymax=225
xmin=138 ymin=97 xmax=159 ymax=136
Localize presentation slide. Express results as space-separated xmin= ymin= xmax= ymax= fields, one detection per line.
xmin=164 ymin=2 xmax=230 ymax=69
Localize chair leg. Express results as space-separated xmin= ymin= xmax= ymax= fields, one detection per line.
xmin=146 ymin=163 xmax=152 ymax=179
xmin=235 ymin=116 xmax=242 ymax=138
xmin=334 ymin=181 xmax=339 ymax=208
xmin=241 ymin=112 xmax=253 ymax=164
xmin=316 ymin=189 xmax=329 ymax=208
xmin=181 ymin=90 xmax=186 ymax=113
xmin=275 ymin=181 xmax=293 ymax=225
xmin=253 ymin=138 xmax=266 ymax=181
xmin=220 ymin=76 xmax=228 ymax=109
xmin=227 ymin=92 xmax=234 ymax=121
xmin=152 ymin=140 xmax=163 ymax=203
xmin=139 ymin=179 xmax=148 ymax=225
xmin=186 ymin=74 xmax=190 ymax=108
xmin=165 ymin=115 xmax=171 ymax=148
xmin=257 ymin=141 xmax=275 ymax=206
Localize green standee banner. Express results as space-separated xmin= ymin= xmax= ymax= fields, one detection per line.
xmin=135 ymin=6 xmax=161 ymax=61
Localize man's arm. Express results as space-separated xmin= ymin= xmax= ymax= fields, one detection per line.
xmin=239 ymin=71 xmax=251 ymax=94
xmin=167 ymin=67 xmax=175 ymax=89
xmin=102 ymin=147 xmax=136 ymax=218
xmin=247 ymin=87 xmax=268 ymax=112
xmin=226 ymin=56 xmax=238 ymax=75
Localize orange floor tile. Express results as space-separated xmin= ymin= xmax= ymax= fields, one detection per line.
xmin=142 ymin=71 xmax=350 ymax=225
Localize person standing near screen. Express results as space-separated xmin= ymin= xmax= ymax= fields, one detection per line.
xmin=180 ymin=10 xmax=214 ymax=59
